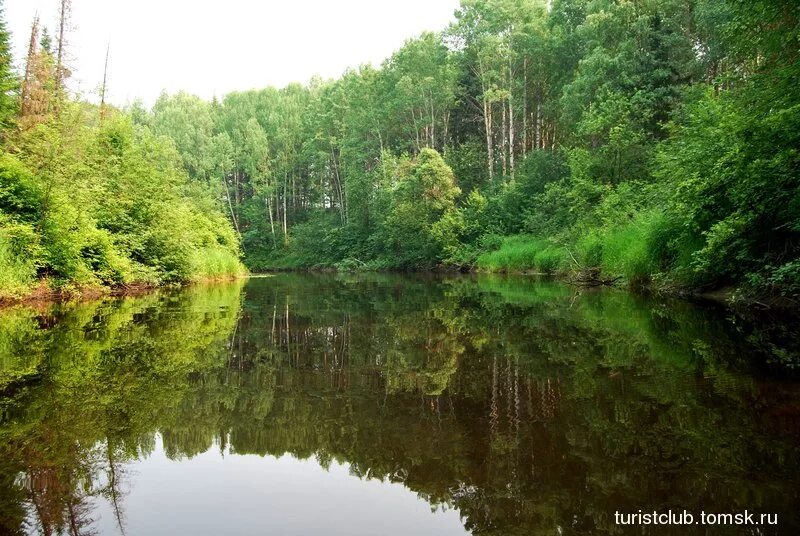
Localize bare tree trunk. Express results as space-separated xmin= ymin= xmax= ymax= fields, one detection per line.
xmin=479 ymin=59 xmax=494 ymax=181
xmin=509 ymin=95 xmax=515 ymax=176
xmin=222 ymin=174 xmax=240 ymax=238
xmin=275 ymin=188 xmax=281 ymax=239
xmin=442 ymin=110 xmax=450 ymax=152
xmin=411 ymin=107 xmax=421 ymax=153
xmin=100 ymin=44 xmax=110 ymax=122
xmin=501 ymin=99 xmax=507 ymax=177
xmin=234 ymin=169 xmax=240 ymax=212
xmin=508 ymin=63 xmax=515 ymax=177
xmin=331 ymin=148 xmax=345 ymax=223
xmin=282 ymin=171 xmax=288 ymax=243
xmin=522 ymin=58 xmax=528 ymax=154
xmin=483 ymin=97 xmax=494 ymax=181
xmin=55 ymin=0 xmax=71 ymax=98
xmin=428 ymin=88 xmax=436 ymax=148
xmin=266 ymin=195 xmax=276 ymax=247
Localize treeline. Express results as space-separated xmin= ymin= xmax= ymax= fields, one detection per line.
xmin=138 ymin=0 xmax=799 ymax=298
xmin=1 ymin=0 xmax=798 ymax=300
xmin=0 ymin=1 xmax=244 ymax=301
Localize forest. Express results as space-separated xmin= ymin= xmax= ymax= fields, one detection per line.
xmin=0 ymin=0 xmax=799 ymax=301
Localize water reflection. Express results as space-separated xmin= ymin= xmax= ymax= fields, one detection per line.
xmin=87 ymin=435 xmax=466 ymax=536
xmin=1 ymin=274 xmax=799 ymax=535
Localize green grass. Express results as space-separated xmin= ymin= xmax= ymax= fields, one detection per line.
xmin=477 ymin=236 xmax=568 ymax=273
xmin=573 ymin=210 xmax=678 ymax=285
xmin=477 ymin=211 xmax=683 ymax=285
xmin=0 ymin=228 xmax=36 ymax=301
xmin=191 ymin=246 xmax=247 ymax=280
xmin=245 ymin=249 xmax=306 ymax=271
xmin=599 ymin=221 xmax=654 ymax=285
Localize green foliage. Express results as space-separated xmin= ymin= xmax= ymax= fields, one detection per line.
xmin=149 ymin=92 xmax=217 ymax=181
xmin=0 ymin=101 xmax=244 ymax=299
xmin=477 ymin=235 xmax=567 ymax=273
xmin=18 ymin=0 xmax=791 ymax=300
xmin=0 ymin=219 xmax=37 ymax=298
xmin=382 ymin=149 xmax=462 ymax=268
xmin=0 ymin=1 xmax=16 ymax=132
xmin=653 ymin=62 xmax=800 ymax=293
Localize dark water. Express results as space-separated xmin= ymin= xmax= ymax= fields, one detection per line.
xmin=1 ymin=274 xmax=799 ymax=535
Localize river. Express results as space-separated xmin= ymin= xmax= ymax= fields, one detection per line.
xmin=1 ymin=273 xmax=798 ymax=535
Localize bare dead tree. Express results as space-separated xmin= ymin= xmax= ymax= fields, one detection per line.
xmin=100 ymin=44 xmax=110 ymax=121
xmin=55 ymin=0 xmax=72 ymax=98
xmin=20 ymin=15 xmax=40 ymax=117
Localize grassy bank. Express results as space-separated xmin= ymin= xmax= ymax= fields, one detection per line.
xmin=476 ymin=236 xmax=567 ymax=274
xmin=477 ymin=213 xmax=677 ymax=280
xmin=471 ymin=218 xmax=786 ymax=306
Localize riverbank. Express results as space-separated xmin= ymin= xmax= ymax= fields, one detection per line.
xmin=2 ymin=256 xmax=792 ymax=314
xmin=250 ymin=261 xmax=794 ymax=311
xmin=0 ymin=272 xmax=247 ymax=309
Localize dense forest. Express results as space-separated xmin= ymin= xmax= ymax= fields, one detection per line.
xmin=1 ymin=0 xmax=799 ymax=301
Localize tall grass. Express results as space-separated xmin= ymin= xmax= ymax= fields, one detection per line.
xmin=574 ymin=210 xmax=682 ymax=285
xmin=190 ymin=246 xmax=247 ymax=280
xmin=477 ymin=236 xmax=567 ymax=273
xmin=0 ymin=229 xmax=36 ymax=300
xmin=478 ymin=211 xmax=691 ymax=286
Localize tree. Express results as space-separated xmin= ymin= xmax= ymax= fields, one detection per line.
xmin=383 ymin=32 xmax=457 ymax=153
xmin=0 ymin=0 xmax=17 ymax=132
xmin=20 ymin=17 xmax=58 ymax=128
xmin=384 ymin=149 xmax=461 ymax=267
xmin=55 ymin=0 xmax=72 ymax=98
xmin=151 ymin=92 xmax=215 ymax=181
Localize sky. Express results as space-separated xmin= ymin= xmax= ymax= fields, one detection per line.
xmin=5 ymin=0 xmax=462 ymax=107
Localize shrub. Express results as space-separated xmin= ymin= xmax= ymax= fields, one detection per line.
xmin=190 ymin=246 xmax=244 ymax=280
xmin=0 ymin=222 xmax=37 ymax=299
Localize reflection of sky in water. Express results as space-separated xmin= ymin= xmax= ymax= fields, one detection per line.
xmin=88 ymin=435 xmax=468 ymax=536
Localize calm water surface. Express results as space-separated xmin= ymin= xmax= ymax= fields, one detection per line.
xmin=1 ymin=274 xmax=799 ymax=535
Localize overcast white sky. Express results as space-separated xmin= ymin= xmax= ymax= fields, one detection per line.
xmin=5 ymin=0 xmax=461 ymax=106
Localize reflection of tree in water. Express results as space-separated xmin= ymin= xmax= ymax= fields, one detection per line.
xmin=99 ymin=439 xmax=128 ymax=536
xmin=15 ymin=436 xmax=100 ymax=536
xmin=1 ymin=274 xmax=799 ymax=535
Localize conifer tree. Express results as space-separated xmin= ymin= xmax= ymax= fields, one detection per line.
xmin=0 ymin=0 xmax=18 ymax=131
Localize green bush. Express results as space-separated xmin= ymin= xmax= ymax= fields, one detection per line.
xmin=0 ymin=222 xmax=37 ymax=299
xmin=584 ymin=211 xmax=675 ymax=285
xmin=575 ymin=232 xmax=604 ymax=268
xmin=79 ymin=227 xmax=132 ymax=285
xmin=0 ymin=109 xmax=243 ymax=299
xmin=190 ymin=245 xmax=245 ymax=279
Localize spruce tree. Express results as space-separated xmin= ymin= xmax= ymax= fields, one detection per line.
xmin=0 ymin=0 xmax=18 ymax=132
